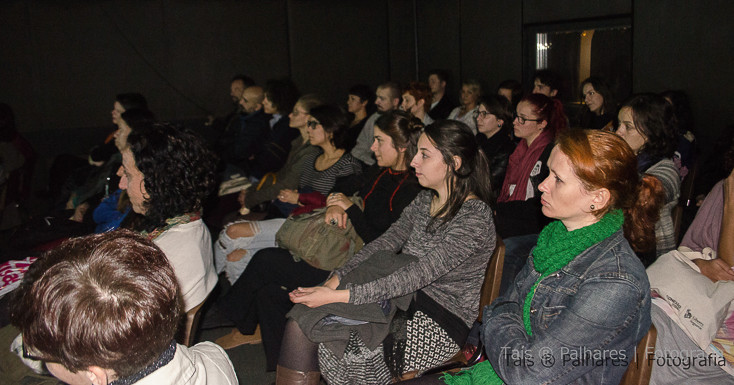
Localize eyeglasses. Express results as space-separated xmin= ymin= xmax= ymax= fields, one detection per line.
xmin=22 ymin=341 xmax=55 ymax=362
xmin=473 ymin=110 xmax=492 ymax=119
xmin=306 ymin=120 xmax=321 ymax=129
xmin=513 ymin=113 xmax=542 ymax=125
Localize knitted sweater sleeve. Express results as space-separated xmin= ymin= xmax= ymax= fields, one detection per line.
xmin=346 ymin=199 xmax=494 ymax=305
xmin=335 ymin=191 xmax=427 ymax=279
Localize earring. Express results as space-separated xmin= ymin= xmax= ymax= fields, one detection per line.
xmin=498 ymin=124 xmax=502 ymax=128
xmin=590 ymin=204 xmax=595 ymax=210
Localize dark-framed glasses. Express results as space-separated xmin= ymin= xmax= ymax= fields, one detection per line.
xmin=513 ymin=113 xmax=542 ymax=125
xmin=306 ymin=120 xmax=320 ymax=129
xmin=22 ymin=341 xmax=55 ymax=362
xmin=473 ymin=110 xmax=492 ymax=119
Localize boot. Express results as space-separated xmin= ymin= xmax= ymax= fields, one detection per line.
xmin=275 ymin=365 xmax=321 ymax=385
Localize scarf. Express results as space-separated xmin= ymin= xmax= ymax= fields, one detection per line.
xmin=108 ymin=341 xmax=176 ymax=385
xmin=141 ymin=212 xmax=201 ymax=241
xmin=441 ymin=210 xmax=624 ymax=385
xmin=497 ymin=129 xmax=552 ymax=202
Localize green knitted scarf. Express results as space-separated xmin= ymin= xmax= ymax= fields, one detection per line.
xmin=441 ymin=210 xmax=623 ymax=385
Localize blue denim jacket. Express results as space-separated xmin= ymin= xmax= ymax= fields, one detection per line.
xmin=482 ymin=230 xmax=651 ymax=384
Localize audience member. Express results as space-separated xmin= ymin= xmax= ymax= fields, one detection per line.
xmin=249 ymin=78 xmax=301 ymax=178
xmin=88 ymin=108 xmax=155 ymax=232
xmin=495 ymin=93 xmax=567 ymax=295
xmin=401 ymin=81 xmax=434 ymax=125
xmin=473 ymin=95 xmax=516 ymax=198
xmin=427 ymin=69 xmax=456 ymax=120
xmin=531 ymin=69 xmax=563 ymax=98
xmin=214 ymin=111 xmax=423 ymax=371
xmin=119 ymin=123 xmax=218 ymax=311
xmin=430 ymin=130 xmax=656 ymax=384
xmin=574 ymin=76 xmax=617 ymax=131
xmin=214 ymin=105 xmax=362 ymax=284
xmin=497 ymin=79 xmax=522 ymax=109
xmin=216 ymin=85 xmax=270 ymax=178
xmin=276 ymin=120 xmax=495 ymax=384
xmin=616 ymin=93 xmax=680 ymax=260
xmin=344 ymin=84 xmax=373 ymax=152
xmin=237 ymin=94 xmax=323 ymax=213
xmin=448 ymin=79 xmax=481 ymax=134
xmin=8 ymin=230 xmax=238 ymax=385
xmin=661 ymin=89 xmax=696 ymax=180
xmin=351 ymin=81 xmax=401 ymax=166
xmin=649 ymin=154 xmax=734 ymax=384
xmin=204 ymin=74 xmax=256 ymax=145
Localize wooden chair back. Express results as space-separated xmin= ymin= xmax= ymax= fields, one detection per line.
xmin=478 ymin=236 xmax=505 ymax=322
xmin=180 ymin=296 xmax=208 ymax=347
xmin=619 ymin=324 xmax=657 ymax=385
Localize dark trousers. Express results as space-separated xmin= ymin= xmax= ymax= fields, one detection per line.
xmin=217 ymin=247 xmax=329 ymax=371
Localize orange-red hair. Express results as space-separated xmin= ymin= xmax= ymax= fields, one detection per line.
xmin=556 ymin=129 xmax=664 ymax=252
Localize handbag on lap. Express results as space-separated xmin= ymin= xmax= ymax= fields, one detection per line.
xmin=275 ymin=197 xmax=364 ymax=271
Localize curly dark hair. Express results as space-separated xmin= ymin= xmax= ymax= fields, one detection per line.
xmin=126 ymin=123 xmax=217 ymax=232
xmin=620 ymin=93 xmax=678 ymax=160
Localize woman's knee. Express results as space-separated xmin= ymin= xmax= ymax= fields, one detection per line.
xmin=226 ymin=222 xmax=256 ymax=239
xmin=226 ymin=249 xmax=248 ymax=262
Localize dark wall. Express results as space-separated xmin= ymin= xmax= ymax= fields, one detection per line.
xmin=2 ymin=0 xmax=733 ymax=186
xmin=633 ymin=0 xmax=734 ymax=147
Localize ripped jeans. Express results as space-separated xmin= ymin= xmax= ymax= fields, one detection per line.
xmin=214 ymin=218 xmax=287 ymax=284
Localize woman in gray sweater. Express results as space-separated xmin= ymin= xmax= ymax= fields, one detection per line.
xmin=277 ymin=120 xmax=496 ymax=384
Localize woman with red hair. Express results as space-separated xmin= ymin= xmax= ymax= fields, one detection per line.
xmin=494 ymin=93 xmax=567 ymax=295
xmin=412 ymin=129 xmax=661 ymax=384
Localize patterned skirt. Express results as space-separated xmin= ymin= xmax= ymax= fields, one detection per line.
xmin=318 ymin=301 xmax=464 ymax=385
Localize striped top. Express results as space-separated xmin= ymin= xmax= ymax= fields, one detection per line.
xmin=645 ymin=158 xmax=681 ymax=256
xmin=299 ymin=150 xmax=363 ymax=195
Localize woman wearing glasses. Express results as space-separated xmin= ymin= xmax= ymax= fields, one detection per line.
xmin=474 ymin=95 xmax=516 ymax=198
xmin=494 ymin=93 xmax=567 ymax=295
xmin=214 ymin=111 xmax=423 ymax=370
xmin=214 ymin=104 xmax=362 ymax=284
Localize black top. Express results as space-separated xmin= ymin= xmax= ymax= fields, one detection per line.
xmin=493 ymin=142 xmax=554 ymax=238
xmin=249 ymin=115 xmax=299 ymax=178
xmin=344 ymin=165 xmax=422 ymax=243
xmin=216 ymin=109 xmax=270 ymax=170
xmin=428 ymin=96 xmax=456 ymax=121
xmin=476 ymin=128 xmax=516 ymax=198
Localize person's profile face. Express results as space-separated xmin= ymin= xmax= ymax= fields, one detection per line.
xmin=230 ymin=79 xmax=245 ymax=103
xmin=375 ymin=88 xmax=394 ymax=113
xmin=118 ymin=149 xmax=148 ymax=215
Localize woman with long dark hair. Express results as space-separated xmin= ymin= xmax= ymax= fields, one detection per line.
xmin=214 ymin=111 xmax=424 ymax=371
xmin=616 ymin=93 xmax=680 ymax=260
xmin=276 ymin=120 xmax=495 ymax=384
xmin=414 ymin=129 xmax=658 ymax=384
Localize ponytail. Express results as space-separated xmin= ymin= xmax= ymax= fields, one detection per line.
xmin=623 ymin=175 xmax=665 ymax=253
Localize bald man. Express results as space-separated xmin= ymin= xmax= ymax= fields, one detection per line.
xmin=216 ymin=85 xmax=270 ymax=176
